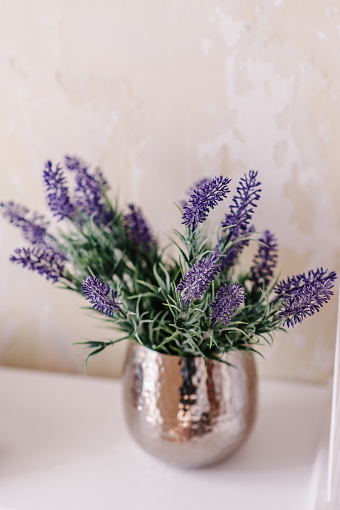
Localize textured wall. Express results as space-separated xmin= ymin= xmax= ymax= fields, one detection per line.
xmin=0 ymin=0 xmax=339 ymax=380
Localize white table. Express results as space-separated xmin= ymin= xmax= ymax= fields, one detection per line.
xmin=0 ymin=366 xmax=331 ymax=510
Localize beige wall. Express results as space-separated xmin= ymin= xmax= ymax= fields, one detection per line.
xmin=0 ymin=0 xmax=339 ymax=381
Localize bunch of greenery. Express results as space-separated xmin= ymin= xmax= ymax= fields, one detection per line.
xmin=1 ymin=156 xmax=336 ymax=365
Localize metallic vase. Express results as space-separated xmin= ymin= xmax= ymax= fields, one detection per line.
xmin=122 ymin=343 xmax=257 ymax=468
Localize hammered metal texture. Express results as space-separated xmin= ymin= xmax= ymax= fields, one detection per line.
xmin=122 ymin=343 xmax=257 ymax=468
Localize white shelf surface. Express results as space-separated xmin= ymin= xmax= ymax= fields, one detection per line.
xmin=0 ymin=366 xmax=332 ymax=510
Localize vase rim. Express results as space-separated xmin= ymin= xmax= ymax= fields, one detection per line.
xmin=128 ymin=340 xmax=252 ymax=364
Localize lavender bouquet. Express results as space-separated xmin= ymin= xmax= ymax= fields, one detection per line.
xmin=1 ymin=156 xmax=337 ymax=365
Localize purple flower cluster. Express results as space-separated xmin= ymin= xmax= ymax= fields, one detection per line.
xmin=222 ymin=170 xmax=261 ymax=232
xmin=180 ymin=177 xmax=211 ymax=209
xmin=182 ymin=176 xmax=231 ymax=232
xmin=0 ymin=201 xmax=49 ymax=245
xmin=43 ymin=161 xmax=75 ymax=221
xmin=275 ymin=268 xmax=337 ymax=327
xmin=275 ymin=268 xmax=337 ymax=297
xmin=250 ymin=230 xmax=278 ymax=288
xmin=81 ymin=276 xmax=121 ymax=316
xmin=123 ymin=204 xmax=156 ymax=252
xmin=10 ymin=247 xmax=66 ymax=282
xmin=64 ymin=155 xmax=113 ymax=225
xmin=64 ymin=155 xmax=87 ymax=172
xmin=220 ymin=170 xmax=261 ymax=267
xmin=176 ymin=254 xmax=222 ymax=306
xmin=209 ymin=283 xmax=245 ymax=325
xmin=43 ymin=156 xmax=113 ymax=225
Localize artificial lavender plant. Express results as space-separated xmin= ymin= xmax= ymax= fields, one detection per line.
xmin=1 ymin=156 xmax=337 ymax=364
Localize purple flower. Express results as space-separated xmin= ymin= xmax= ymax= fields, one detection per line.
xmin=43 ymin=161 xmax=75 ymax=221
xmin=176 ymin=254 xmax=222 ymax=306
xmin=182 ymin=176 xmax=231 ymax=232
xmin=222 ymin=170 xmax=261 ymax=233
xmin=64 ymin=155 xmax=113 ymax=225
xmin=64 ymin=155 xmax=88 ymax=172
xmin=10 ymin=247 xmax=66 ymax=282
xmin=0 ymin=201 xmax=49 ymax=245
xmin=250 ymin=230 xmax=278 ymax=288
xmin=209 ymin=283 xmax=245 ymax=325
xmin=81 ymin=276 xmax=121 ymax=316
xmin=218 ymin=170 xmax=261 ymax=268
xmin=123 ymin=204 xmax=156 ymax=252
xmin=275 ymin=268 xmax=337 ymax=327
xmin=275 ymin=268 xmax=337 ymax=298
xmin=180 ymin=177 xmax=211 ymax=209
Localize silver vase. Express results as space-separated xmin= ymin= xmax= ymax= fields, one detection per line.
xmin=122 ymin=343 xmax=257 ymax=468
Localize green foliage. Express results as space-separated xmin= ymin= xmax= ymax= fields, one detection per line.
xmin=3 ymin=165 xmax=335 ymax=366
xmin=54 ymin=202 xmax=286 ymax=365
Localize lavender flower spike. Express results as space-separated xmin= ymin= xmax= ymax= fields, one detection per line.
xmin=0 ymin=201 xmax=49 ymax=245
xmin=250 ymin=230 xmax=278 ymax=288
xmin=275 ymin=268 xmax=337 ymax=298
xmin=180 ymin=177 xmax=211 ymax=209
xmin=176 ymin=253 xmax=222 ymax=307
xmin=182 ymin=176 xmax=231 ymax=232
xmin=64 ymin=155 xmax=88 ymax=172
xmin=218 ymin=170 xmax=261 ymax=268
xmin=82 ymin=276 xmax=121 ymax=317
xmin=222 ymin=170 xmax=261 ymax=233
xmin=124 ymin=204 xmax=156 ymax=252
xmin=10 ymin=247 xmax=66 ymax=282
xmin=64 ymin=155 xmax=113 ymax=226
xmin=43 ymin=161 xmax=75 ymax=221
xmin=276 ymin=268 xmax=337 ymax=327
xmin=209 ymin=283 xmax=245 ymax=325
